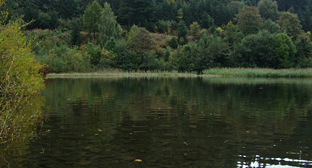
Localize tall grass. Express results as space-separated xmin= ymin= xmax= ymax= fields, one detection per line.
xmin=204 ymin=68 xmax=312 ymax=78
xmin=47 ymin=68 xmax=312 ymax=78
xmin=46 ymin=69 xmax=215 ymax=78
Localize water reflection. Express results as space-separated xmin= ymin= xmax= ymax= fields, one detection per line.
xmin=0 ymin=94 xmax=44 ymax=168
xmin=14 ymin=77 xmax=312 ymax=167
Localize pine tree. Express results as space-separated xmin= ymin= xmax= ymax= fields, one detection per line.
xmin=71 ymin=20 xmax=82 ymax=46
xmin=83 ymin=0 xmax=102 ymax=39
xmin=177 ymin=21 xmax=188 ymax=44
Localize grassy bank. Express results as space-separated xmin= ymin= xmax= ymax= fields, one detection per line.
xmin=46 ymin=68 xmax=312 ymax=78
xmin=47 ymin=69 xmax=216 ymax=78
xmin=204 ymin=68 xmax=312 ymax=78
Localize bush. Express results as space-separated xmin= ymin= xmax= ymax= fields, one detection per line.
xmin=97 ymin=49 xmax=116 ymax=69
xmin=64 ymin=47 xmax=90 ymax=72
xmin=140 ymin=51 xmax=160 ymax=71
xmin=113 ymin=39 xmax=138 ymax=71
xmin=0 ymin=22 xmax=44 ymax=141
xmin=85 ymin=42 xmax=102 ymax=67
xmin=38 ymin=45 xmax=90 ymax=72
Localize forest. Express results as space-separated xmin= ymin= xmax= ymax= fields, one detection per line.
xmin=2 ymin=0 xmax=312 ymax=74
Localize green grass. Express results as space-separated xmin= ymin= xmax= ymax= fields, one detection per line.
xmin=46 ymin=68 xmax=312 ymax=79
xmin=204 ymin=68 xmax=312 ymax=78
xmin=46 ymin=69 xmax=217 ymax=78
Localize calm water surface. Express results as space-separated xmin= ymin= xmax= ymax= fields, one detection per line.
xmin=10 ymin=77 xmax=312 ymax=167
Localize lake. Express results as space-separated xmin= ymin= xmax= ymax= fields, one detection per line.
xmin=4 ymin=77 xmax=312 ymax=167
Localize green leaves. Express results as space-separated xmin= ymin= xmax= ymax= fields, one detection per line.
xmin=98 ymin=2 xmax=122 ymax=48
xmin=258 ymin=0 xmax=280 ymax=21
xmin=274 ymin=33 xmax=296 ymax=68
xmin=236 ymin=6 xmax=263 ymax=35
xmin=277 ymin=12 xmax=303 ymax=40
xmin=83 ymin=0 xmax=102 ymax=39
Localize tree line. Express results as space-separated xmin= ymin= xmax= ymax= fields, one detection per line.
xmin=4 ymin=0 xmax=312 ymax=31
xmin=2 ymin=0 xmax=312 ymax=73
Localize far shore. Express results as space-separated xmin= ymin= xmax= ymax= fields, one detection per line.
xmin=46 ymin=68 xmax=312 ymax=79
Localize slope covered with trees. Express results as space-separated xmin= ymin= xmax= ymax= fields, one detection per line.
xmin=2 ymin=0 xmax=312 ymax=73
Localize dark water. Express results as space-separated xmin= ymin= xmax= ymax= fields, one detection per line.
xmin=9 ymin=77 xmax=312 ymax=167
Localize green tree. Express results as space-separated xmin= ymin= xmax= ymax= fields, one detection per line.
xmin=177 ymin=8 xmax=183 ymax=21
xmin=128 ymin=24 xmax=140 ymax=43
xmin=85 ymin=42 xmax=102 ymax=67
xmin=294 ymin=36 xmax=312 ymax=67
xmin=167 ymin=36 xmax=178 ymax=49
xmin=130 ymin=27 xmax=154 ymax=57
xmin=193 ymin=35 xmax=215 ymax=74
xmin=257 ymin=0 xmax=280 ymax=21
xmin=224 ymin=20 xmax=243 ymax=46
xmin=274 ymin=33 xmax=296 ymax=68
xmin=113 ymin=39 xmax=138 ymax=71
xmin=200 ymin=12 xmax=214 ymax=29
xmin=176 ymin=44 xmax=195 ymax=73
xmin=236 ymin=6 xmax=263 ymax=35
xmin=118 ymin=0 xmax=153 ymax=27
xmin=128 ymin=27 xmax=155 ymax=70
xmin=189 ymin=21 xmax=201 ymax=40
xmin=131 ymin=0 xmax=153 ymax=27
xmin=98 ymin=2 xmax=122 ymax=48
xmin=177 ymin=20 xmax=188 ymax=44
xmin=208 ymin=36 xmax=229 ymax=67
xmin=63 ymin=47 xmax=90 ymax=72
xmin=140 ymin=51 xmax=160 ymax=71
xmin=232 ymin=31 xmax=276 ymax=68
xmin=277 ymin=12 xmax=302 ymax=40
xmin=83 ymin=0 xmax=102 ymax=39
xmin=299 ymin=0 xmax=312 ymax=31
xmin=117 ymin=0 xmax=134 ymax=27
xmin=261 ymin=19 xmax=281 ymax=33
xmin=71 ymin=19 xmax=82 ymax=46
xmin=57 ymin=0 xmax=81 ymax=19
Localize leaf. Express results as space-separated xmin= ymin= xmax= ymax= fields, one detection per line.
xmin=134 ymin=159 xmax=142 ymax=162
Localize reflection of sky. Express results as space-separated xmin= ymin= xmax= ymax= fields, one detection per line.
xmin=237 ymin=155 xmax=312 ymax=168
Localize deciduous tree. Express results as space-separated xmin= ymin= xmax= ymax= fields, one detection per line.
xmin=0 ymin=22 xmax=44 ymax=137
xmin=130 ymin=27 xmax=154 ymax=58
xmin=274 ymin=33 xmax=296 ymax=68
xmin=98 ymin=2 xmax=122 ymax=48
xmin=277 ymin=12 xmax=302 ymax=40
xmin=257 ymin=0 xmax=280 ymax=21
xmin=189 ymin=21 xmax=201 ymax=40
xmin=236 ymin=6 xmax=263 ymax=35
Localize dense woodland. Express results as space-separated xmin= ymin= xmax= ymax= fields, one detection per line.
xmin=2 ymin=0 xmax=312 ymax=73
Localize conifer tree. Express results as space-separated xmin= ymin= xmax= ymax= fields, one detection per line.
xmin=83 ymin=0 xmax=102 ymax=39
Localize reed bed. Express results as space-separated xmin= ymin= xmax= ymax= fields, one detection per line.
xmin=46 ymin=68 xmax=312 ymax=79
xmin=47 ymin=69 xmax=216 ymax=79
xmin=204 ymin=68 xmax=312 ymax=78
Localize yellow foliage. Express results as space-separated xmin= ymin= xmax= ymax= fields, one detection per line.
xmin=0 ymin=21 xmax=44 ymax=139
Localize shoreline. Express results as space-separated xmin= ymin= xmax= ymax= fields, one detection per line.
xmin=46 ymin=68 xmax=312 ymax=79
xmin=46 ymin=71 xmax=219 ymax=79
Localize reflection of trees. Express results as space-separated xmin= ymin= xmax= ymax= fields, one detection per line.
xmin=24 ymin=77 xmax=312 ymax=167
xmin=0 ymin=95 xmax=44 ymax=168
